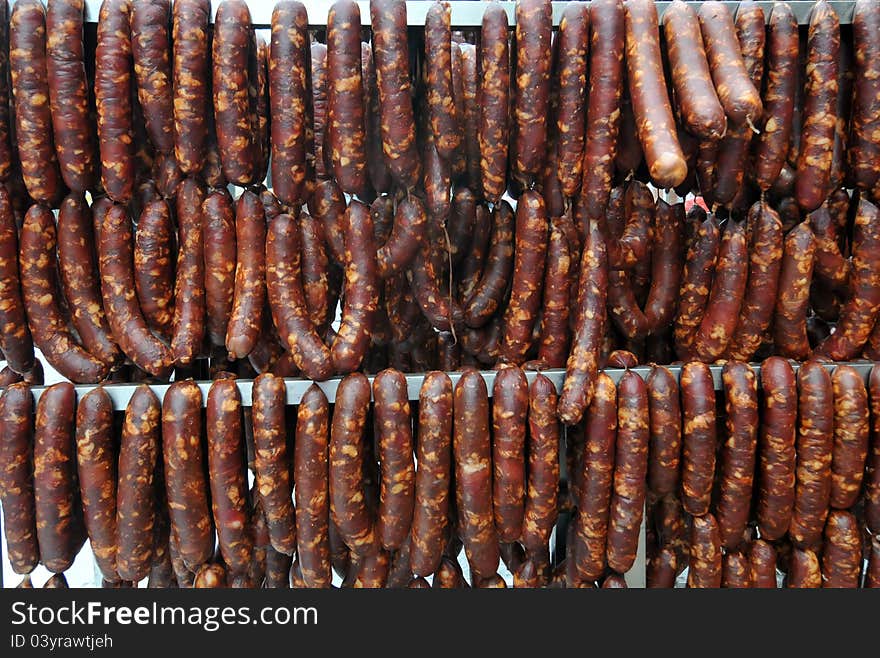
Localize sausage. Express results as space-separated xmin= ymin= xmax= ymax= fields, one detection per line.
xmin=360 ymin=44 xmax=390 ymax=197
xmin=814 ymin=199 xmax=880 ymax=360
xmin=646 ymin=366 xmax=681 ymax=497
xmin=96 ymin=202 xmax=172 ymax=376
xmin=691 ymin=220 xmax=748 ymax=362
xmin=171 ymin=177 xmax=207 ymax=365
xmin=373 ymin=369 xmax=415 ymax=552
xmin=370 ymin=0 xmax=420 ymax=190
xmin=116 ymin=385 xmax=161 ymax=583
xmin=512 ymin=0 xmax=552 ymax=183
xmin=268 ymin=1 xmax=310 ymax=205
xmin=532 ymin=222 xmax=572 ymax=368
xmin=522 ymin=373 xmax=560 ymax=555
xmin=202 ymin=189 xmax=235 ymax=347
xmin=773 ymin=223 xmax=816 ymax=360
xmin=453 ymin=368 xmax=499 ymax=577
xmin=477 ymin=3 xmax=509 ymax=204
xmin=558 ymin=220 xmax=607 ymax=426
xmin=795 ymin=1 xmax=839 ymax=212
xmin=605 ymin=371 xmax=648 ymax=574
xmin=9 ymin=0 xmax=63 ymax=204
xmin=790 ymin=361 xmax=833 ymax=550
xmin=329 ymin=373 xmax=376 ymax=556
xmin=0 ymin=0 xmax=12 ymax=182
xmin=747 ymin=539 xmax=777 ymax=589
xmin=724 ymin=202 xmax=784 ymax=361
xmin=787 ymin=547 xmax=822 ymax=588
xmin=75 ymin=387 xmax=118 ymax=581
xmin=647 ymin=546 xmax=677 ymax=588
xmin=57 ymin=194 xmax=120 ymax=366
xmin=252 ymin=373 xmax=295 ymax=556
xmin=756 ymin=357 xmax=797 ymax=541
xmin=643 ymin=199 xmax=684 ymax=333
xmin=607 ymin=267 xmax=649 ymax=341
xmin=20 ymin=204 xmax=109 ymax=383
xmin=131 ymin=0 xmax=174 ymax=155
xmin=680 ymin=361 xmax=716 ymax=516
xmin=295 ymin=213 xmax=329 ymax=331
xmin=624 ymin=0 xmax=687 ymax=189
xmin=687 ymin=513 xmax=722 ymax=588
xmin=172 ymin=0 xmax=210 ymax=175
xmin=226 ymin=190 xmax=266 ymax=360
xmin=868 ymin=366 xmax=880 ymax=534
xmin=424 ymin=2 xmax=458 ymax=162
xmin=309 ymin=42 xmax=329 ymax=184
xmin=409 ymin=371 xmax=452 ymax=577
xmin=266 ymin=212 xmax=333 ymax=381
xmin=0 ymin=382 xmax=38 ymax=574
xmin=867 ymin=536 xmax=880 ymax=589
xmin=406 ymin=240 xmax=462 ymax=333
xmin=809 ymin=204 xmax=849 ymax=291
xmin=421 ymin=132 xmax=451 ymax=221
xmin=310 ymin=178 xmax=346 ymax=266
xmin=131 ymin=198 xmax=175 ymax=341
xmin=330 ymin=200 xmax=379 ymax=373
xmin=821 ymin=510 xmax=861 ymax=588
xmin=161 ymin=381 xmax=212 ymax=570
xmin=499 ymin=190 xmax=548 ymax=364
xmin=850 ymin=0 xmax=880 ymax=192
xmin=0 ymin=188 xmax=34 ymax=374
xmin=46 ymin=0 xmax=96 ymax=193
xmin=581 ymin=0 xmax=624 ymax=217
xmin=754 ymin=2 xmax=798 ymax=192
xmin=491 ymin=366 xmax=527 ymax=544
xmin=206 ymin=378 xmax=252 ymax=574
xmin=34 ymin=382 xmax=79 ymax=573
xmin=605 ymin=182 xmax=651 ymax=272
xmin=212 ymin=1 xmax=255 ymax=186
xmin=721 ymin=550 xmax=752 ymax=588
xmin=94 ymin=0 xmax=136 ymax=203
xmin=554 ymin=3 xmax=590 ymax=198
xmin=252 ymin=36 xmax=271 ymax=185
xmin=464 ymin=200 xmax=514 ymax=328
xmin=717 ymin=362 xmax=758 ymax=550
xmin=294 ymin=383 xmax=331 ymax=588
xmin=377 ymin=195 xmax=427 ymax=279
xmin=698 ymin=1 xmax=763 ymax=127
xmin=829 ymin=366 xmax=869 ymax=510
xmin=673 ymin=216 xmax=720 ymax=361
xmin=326 ymin=1 xmax=367 ymax=196
xmin=662 ymin=1 xmax=726 ymax=141
xmin=456 ymin=203 xmax=491 ymax=306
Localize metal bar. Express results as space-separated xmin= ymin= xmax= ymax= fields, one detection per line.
xmin=19 ymin=360 xmax=877 ymax=410
xmin=10 ymin=1 xmax=860 ymax=27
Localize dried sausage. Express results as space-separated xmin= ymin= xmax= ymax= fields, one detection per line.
xmin=410 ymin=371 xmax=453 ymax=577
xmin=821 ymin=510 xmax=861 ymax=588
xmin=535 ymin=223 xmax=571 ymax=368
xmin=425 ymin=2 xmax=459 ymax=161
xmin=374 ymin=369 xmax=415 ymax=552
xmin=795 ymin=2 xmax=839 ymax=212
xmin=34 ymin=382 xmax=79 ymax=573
xmin=773 ymin=223 xmax=816 ymax=361
xmin=46 ymin=0 xmax=96 ymax=193
xmin=20 ymin=204 xmax=109 ymax=383
xmin=116 ymin=385 xmax=161 ymax=583
xmin=673 ymin=216 xmax=720 ymax=361
xmin=646 ymin=366 xmax=681 ymax=497
xmin=756 ymin=356 xmax=797 ymax=541
xmin=377 ymin=195 xmax=427 ymax=279
xmin=555 ymin=3 xmax=590 ymax=198
xmin=456 ymin=203 xmax=491 ymax=306
xmin=162 ymin=381 xmax=212 ymax=570
xmin=492 ymin=366 xmax=527 ymax=544
xmin=9 ymin=0 xmax=63 ymax=204
xmin=0 ymin=1 xmax=12 ymax=182
xmin=253 ymin=373 xmax=295 ymax=555
xmin=868 ymin=366 xmax=880 ymax=534
xmin=172 ymin=0 xmax=210 ymax=175
xmin=464 ymin=200 xmax=514 ymax=328
xmin=226 ymin=190 xmax=266 ymax=360
xmin=850 ymin=0 xmax=880 ymax=192
xmin=57 ymin=193 xmax=120 ymax=366
xmin=330 ymin=200 xmax=379 ymax=373
xmin=581 ymin=0 xmax=624 ymax=218
xmin=829 ymin=366 xmax=869 ymax=510
xmin=687 ymin=513 xmax=721 ymax=588
xmin=680 ymin=361 xmax=716 ymax=516
xmin=522 ymin=373 xmax=560 ymax=554
xmin=133 ymin=198 xmax=175 ymax=340
xmin=790 ymin=361 xmax=833 ymax=550
xmin=606 ymin=370 xmax=648 ymax=574
xmin=724 ymin=202 xmax=784 ymax=361
xmin=624 ymin=0 xmax=687 ymax=189
xmin=202 ymin=189 xmax=235 ymax=348
xmin=717 ymin=362 xmax=758 ymax=550
xmin=294 ymin=383 xmax=332 ymax=588
xmin=643 ymin=199 xmax=684 ymax=333
xmin=788 ymin=547 xmax=822 ymax=588
xmin=0 ymin=188 xmax=34 ymax=374
xmin=171 ymin=178 xmax=207 ymax=365
xmin=96 ymin=202 xmax=172 ymax=376
xmin=132 ymin=0 xmax=174 ymax=155
xmin=212 ymin=1 xmax=255 ymax=186
xmin=0 ymin=382 xmax=38 ymax=574
xmin=75 ymin=387 xmax=118 ymax=581
xmin=662 ymin=1 xmax=726 ymax=141
xmin=478 ymin=4 xmax=509 ymax=204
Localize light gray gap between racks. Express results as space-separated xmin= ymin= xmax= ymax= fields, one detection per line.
xmin=22 ymin=360 xmax=878 ymax=410
xmin=15 ymin=1 xmax=860 ymax=27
